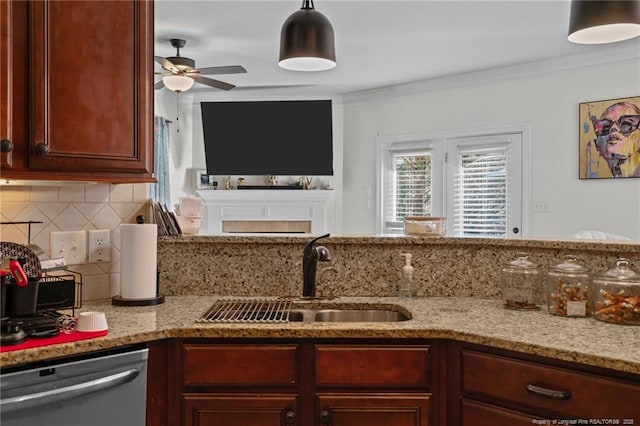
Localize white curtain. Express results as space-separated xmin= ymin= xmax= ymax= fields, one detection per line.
xmin=151 ymin=116 xmax=171 ymax=209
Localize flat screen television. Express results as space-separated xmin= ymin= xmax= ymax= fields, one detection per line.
xmin=201 ymin=100 xmax=333 ymax=176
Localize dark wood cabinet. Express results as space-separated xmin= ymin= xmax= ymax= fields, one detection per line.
xmin=316 ymin=393 xmax=432 ymax=426
xmin=449 ymin=342 xmax=640 ymax=424
xmin=154 ymin=338 xmax=639 ymax=426
xmin=172 ymin=340 xmax=442 ymax=426
xmin=146 ymin=340 xmax=170 ymax=426
xmin=0 ymin=0 xmax=154 ymax=183
xmin=183 ymin=394 xmax=299 ymax=426
xmin=177 ymin=342 xmax=301 ymax=426
xmin=315 ymin=344 xmax=435 ymax=426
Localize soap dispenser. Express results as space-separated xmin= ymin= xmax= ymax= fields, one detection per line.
xmin=398 ymin=252 xmax=417 ymax=297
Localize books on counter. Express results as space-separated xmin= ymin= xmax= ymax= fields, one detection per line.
xmin=150 ymin=202 xmax=182 ymax=236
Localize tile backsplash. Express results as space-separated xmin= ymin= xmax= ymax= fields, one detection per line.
xmin=0 ymin=184 xmax=149 ymax=301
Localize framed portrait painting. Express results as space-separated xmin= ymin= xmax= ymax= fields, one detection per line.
xmin=579 ymin=96 xmax=640 ymax=179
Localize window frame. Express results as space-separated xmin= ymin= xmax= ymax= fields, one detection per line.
xmin=376 ymin=124 xmax=531 ymax=237
xmin=445 ymin=133 xmax=523 ymax=238
xmin=376 ymin=135 xmax=444 ymax=235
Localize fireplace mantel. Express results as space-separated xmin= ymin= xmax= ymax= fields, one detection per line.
xmin=196 ymin=189 xmax=334 ymax=234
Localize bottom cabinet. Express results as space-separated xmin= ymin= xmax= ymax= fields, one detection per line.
xmin=317 ymin=393 xmax=432 ymax=426
xmin=183 ymin=394 xmax=298 ymax=426
xmin=451 ymin=342 xmax=640 ymax=424
xmin=174 ymin=340 xmax=442 ymax=426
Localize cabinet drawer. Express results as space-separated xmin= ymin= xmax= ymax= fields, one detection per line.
xmin=461 ymin=399 xmax=535 ymax=426
xmin=315 ymin=345 xmax=430 ymax=387
xmin=462 ymin=350 xmax=640 ymax=419
xmin=183 ymin=344 xmax=298 ymax=386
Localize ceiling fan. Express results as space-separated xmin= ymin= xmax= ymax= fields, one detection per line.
xmin=154 ymin=38 xmax=247 ymax=92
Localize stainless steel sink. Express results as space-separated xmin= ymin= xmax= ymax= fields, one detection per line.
xmin=312 ymin=309 xmax=410 ymax=322
xmin=198 ymin=299 xmax=411 ymax=323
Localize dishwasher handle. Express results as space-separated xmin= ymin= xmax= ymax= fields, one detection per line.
xmin=0 ymin=368 xmax=140 ymax=414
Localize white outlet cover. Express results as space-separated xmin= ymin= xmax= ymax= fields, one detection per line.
xmin=88 ymin=229 xmax=111 ymax=263
xmin=50 ymin=230 xmax=87 ymax=265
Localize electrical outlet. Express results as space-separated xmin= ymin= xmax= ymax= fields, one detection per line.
xmin=88 ymin=229 xmax=111 ymax=263
xmin=533 ymin=200 xmax=550 ymax=213
xmin=50 ymin=230 xmax=87 ymax=265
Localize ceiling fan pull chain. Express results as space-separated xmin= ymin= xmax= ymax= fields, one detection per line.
xmin=176 ymin=92 xmax=181 ymax=133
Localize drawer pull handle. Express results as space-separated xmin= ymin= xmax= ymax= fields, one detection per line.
xmin=526 ymin=383 xmax=571 ymax=400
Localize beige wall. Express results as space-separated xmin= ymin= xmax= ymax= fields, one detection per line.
xmin=0 ymin=184 xmax=149 ymax=301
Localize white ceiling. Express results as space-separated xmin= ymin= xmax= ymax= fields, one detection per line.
xmin=154 ymin=0 xmax=640 ymax=97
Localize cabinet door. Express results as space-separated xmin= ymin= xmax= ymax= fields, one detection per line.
xmin=27 ymin=0 xmax=153 ymax=181
xmin=316 ymin=393 xmax=431 ymax=426
xmin=183 ymin=394 xmax=298 ymax=426
xmin=0 ymin=0 xmax=26 ymax=170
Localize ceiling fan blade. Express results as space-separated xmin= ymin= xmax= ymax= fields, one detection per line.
xmin=195 ymin=65 xmax=247 ymax=75
xmin=154 ymin=56 xmax=179 ymax=73
xmin=154 ymin=79 xmax=165 ymax=90
xmin=190 ymin=74 xmax=235 ymax=91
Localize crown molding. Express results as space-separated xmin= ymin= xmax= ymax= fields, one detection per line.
xmin=342 ymin=44 xmax=640 ymax=105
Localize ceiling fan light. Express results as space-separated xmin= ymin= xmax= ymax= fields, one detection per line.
xmin=568 ymin=0 xmax=640 ymax=44
xmin=162 ymin=75 xmax=194 ymax=92
xmin=279 ymin=0 xmax=336 ymax=72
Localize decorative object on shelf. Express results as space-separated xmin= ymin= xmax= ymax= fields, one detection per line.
xmin=568 ymin=0 xmax=640 ymax=44
xmin=225 ymin=176 xmax=234 ymax=190
xmin=578 ymin=96 xmax=640 ymax=179
xmin=324 ymin=179 xmax=332 ymax=190
xmin=155 ymin=38 xmax=247 ymax=92
xmin=268 ymin=174 xmax=279 ymax=186
xmin=303 ymin=176 xmax=313 ymax=190
xmin=279 ymin=0 xmax=336 ymax=71
xmin=237 ymin=177 xmax=246 ymax=186
xmin=195 ymin=169 xmax=217 ymax=189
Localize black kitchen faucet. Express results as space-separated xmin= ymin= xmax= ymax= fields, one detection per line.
xmin=302 ymin=233 xmax=331 ymax=298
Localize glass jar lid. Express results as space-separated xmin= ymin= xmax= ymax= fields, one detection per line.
xmin=549 ymin=255 xmax=588 ymax=274
xmin=503 ymin=253 xmax=539 ymax=274
xmin=594 ymin=258 xmax=639 ymax=284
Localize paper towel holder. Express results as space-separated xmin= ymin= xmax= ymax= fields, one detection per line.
xmin=112 ymin=294 xmax=165 ymax=306
xmin=112 ymin=271 xmax=165 ymax=306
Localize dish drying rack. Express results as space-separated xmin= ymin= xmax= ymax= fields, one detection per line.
xmin=197 ymin=298 xmax=293 ymax=323
xmin=37 ymin=269 xmax=83 ymax=316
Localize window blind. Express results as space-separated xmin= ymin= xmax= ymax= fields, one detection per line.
xmin=384 ymin=151 xmax=432 ymax=233
xmin=452 ymin=147 xmax=509 ymax=237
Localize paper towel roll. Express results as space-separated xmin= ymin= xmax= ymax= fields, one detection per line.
xmin=120 ymin=224 xmax=157 ymax=299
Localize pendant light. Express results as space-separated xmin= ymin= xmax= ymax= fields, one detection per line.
xmin=279 ymin=0 xmax=336 ymax=71
xmin=568 ymin=0 xmax=640 ymax=44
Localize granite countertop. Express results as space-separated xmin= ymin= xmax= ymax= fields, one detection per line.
xmin=2 ymin=296 xmax=639 ymax=374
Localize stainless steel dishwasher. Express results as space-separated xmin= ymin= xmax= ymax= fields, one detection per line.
xmin=0 ymin=346 xmax=148 ymax=426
